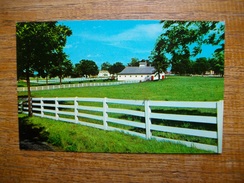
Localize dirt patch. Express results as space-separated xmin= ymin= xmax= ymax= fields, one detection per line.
xmin=20 ymin=139 xmax=54 ymax=151
xmin=19 ymin=115 xmax=57 ymax=151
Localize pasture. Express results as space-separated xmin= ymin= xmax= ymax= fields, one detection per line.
xmin=19 ymin=76 xmax=224 ymax=101
xmin=18 ymin=76 xmax=224 ymax=153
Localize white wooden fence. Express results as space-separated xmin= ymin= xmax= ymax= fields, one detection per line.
xmin=19 ymin=97 xmax=224 ymax=153
xmin=30 ymin=77 xmax=105 ymax=84
xmin=17 ymin=80 xmax=139 ymax=92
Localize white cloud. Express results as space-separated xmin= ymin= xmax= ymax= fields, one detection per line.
xmin=79 ymin=23 xmax=162 ymax=44
xmin=111 ymin=23 xmax=162 ymax=41
xmin=86 ymin=54 xmax=101 ymax=58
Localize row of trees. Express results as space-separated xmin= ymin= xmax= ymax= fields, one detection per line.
xmin=150 ymin=21 xmax=225 ymax=78
xmin=72 ymin=60 xmax=125 ymax=78
xmin=16 ymin=22 xmax=126 ymax=85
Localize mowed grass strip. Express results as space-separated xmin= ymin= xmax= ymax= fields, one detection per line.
xmin=18 ymin=76 xmax=224 ymax=101
xmin=19 ymin=114 xmax=213 ymax=153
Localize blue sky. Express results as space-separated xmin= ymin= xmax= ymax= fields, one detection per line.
xmin=58 ymin=20 xmax=223 ymax=69
xmin=58 ymin=20 xmax=163 ymax=68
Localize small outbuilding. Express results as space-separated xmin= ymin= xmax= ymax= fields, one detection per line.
xmin=98 ymin=70 xmax=111 ymax=78
xmin=118 ymin=62 xmax=165 ymax=81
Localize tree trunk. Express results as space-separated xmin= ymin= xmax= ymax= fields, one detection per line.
xmin=26 ymin=68 xmax=32 ymax=117
xmin=46 ymin=76 xmax=49 ymax=85
xmin=157 ymin=71 xmax=160 ymax=81
xmin=59 ymin=76 xmax=62 ymax=85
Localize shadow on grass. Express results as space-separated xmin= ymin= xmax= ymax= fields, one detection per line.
xmin=18 ymin=115 xmax=54 ymax=151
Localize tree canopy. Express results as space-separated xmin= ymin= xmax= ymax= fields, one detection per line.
xmin=49 ymin=51 xmax=73 ymax=84
xmin=16 ymin=21 xmax=72 ymax=116
xmin=17 ymin=22 xmax=72 ymax=80
xmin=74 ymin=60 xmax=99 ymax=78
xmin=108 ymin=62 xmax=125 ymax=75
xmin=150 ymin=21 xmax=225 ymax=75
xmin=101 ymin=62 xmax=112 ymax=71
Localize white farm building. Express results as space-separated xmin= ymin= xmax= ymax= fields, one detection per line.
xmin=98 ymin=70 xmax=111 ymax=78
xmin=118 ymin=62 xmax=165 ymax=82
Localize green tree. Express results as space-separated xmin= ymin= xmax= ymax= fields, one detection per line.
xmin=193 ymin=57 xmax=210 ymax=75
xmin=210 ymin=51 xmax=224 ymax=76
xmin=16 ymin=22 xmax=72 ymax=116
xmin=72 ymin=63 xmax=83 ymax=77
xmin=150 ymin=37 xmax=170 ymax=79
xmin=209 ymin=27 xmax=225 ymax=77
xmin=49 ymin=51 xmax=73 ymax=84
xmin=108 ymin=62 xmax=125 ymax=75
xmin=128 ymin=58 xmax=151 ymax=67
xmin=151 ymin=21 xmax=225 ymax=75
xmin=128 ymin=58 xmax=140 ymax=66
xmin=76 ymin=60 xmax=99 ymax=78
xmin=101 ymin=62 xmax=112 ymax=71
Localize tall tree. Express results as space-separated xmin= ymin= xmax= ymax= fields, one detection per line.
xmin=128 ymin=58 xmax=140 ymax=66
xmin=76 ymin=60 xmax=99 ymax=78
xmin=50 ymin=51 xmax=73 ymax=84
xmin=128 ymin=58 xmax=151 ymax=67
xmin=108 ymin=62 xmax=125 ymax=75
xmin=151 ymin=21 xmax=225 ymax=75
xmin=101 ymin=62 xmax=112 ymax=71
xmin=193 ymin=57 xmax=210 ymax=75
xmin=210 ymin=51 xmax=224 ymax=76
xmin=73 ymin=63 xmax=83 ymax=77
xmin=209 ymin=25 xmax=225 ymax=77
xmin=16 ymin=22 xmax=72 ymax=116
xmin=149 ymin=37 xmax=170 ymax=79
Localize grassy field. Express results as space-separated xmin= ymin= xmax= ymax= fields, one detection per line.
xmin=18 ymin=76 xmax=224 ymax=153
xmin=19 ymin=114 xmax=212 ymax=153
xmin=19 ymin=76 xmax=224 ymax=101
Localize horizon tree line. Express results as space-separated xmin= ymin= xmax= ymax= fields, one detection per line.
xmin=17 ymin=20 xmax=224 ymax=116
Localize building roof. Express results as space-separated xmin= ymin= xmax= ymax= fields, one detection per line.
xmin=119 ymin=66 xmax=156 ymax=75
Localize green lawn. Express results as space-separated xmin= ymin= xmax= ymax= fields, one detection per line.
xmin=19 ymin=76 xmax=224 ymax=101
xmin=19 ymin=114 xmax=212 ymax=153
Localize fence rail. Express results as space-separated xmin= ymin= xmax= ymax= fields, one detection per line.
xmin=19 ymin=97 xmax=223 ymax=153
xmin=30 ymin=77 xmax=106 ymax=84
xmin=17 ymin=80 xmax=139 ymax=92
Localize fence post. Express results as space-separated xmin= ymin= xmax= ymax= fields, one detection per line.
xmin=103 ymin=97 xmax=108 ymax=130
xmin=144 ymin=100 xmax=152 ymax=139
xmin=19 ymin=101 xmax=23 ymax=113
xmin=217 ymin=100 xmax=224 ymax=153
xmin=55 ymin=97 xmax=59 ymax=120
xmin=40 ymin=98 xmax=44 ymax=117
xmin=74 ymin=97 xmax=79 ymax=123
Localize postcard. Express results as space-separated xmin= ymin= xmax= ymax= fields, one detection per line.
xmin=17 ymin=20 xmax=225 ymax=153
